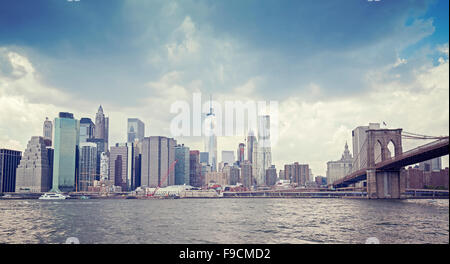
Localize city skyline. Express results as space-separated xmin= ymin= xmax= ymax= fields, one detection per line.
xmin=0 ymin=0 xmax=449 ymax=176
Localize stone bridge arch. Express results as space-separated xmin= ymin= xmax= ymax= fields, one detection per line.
xmin=366 ymin=129 xmax=402 ymax=168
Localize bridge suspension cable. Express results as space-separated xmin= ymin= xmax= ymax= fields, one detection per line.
xmin=351 ymin=137 xmax=368 ymax=172
xmin=402 ymin=131 xmax=448 ymax=140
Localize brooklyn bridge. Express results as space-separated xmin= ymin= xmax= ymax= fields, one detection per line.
xmin=332 ymin=128 xmax=449 ymax=199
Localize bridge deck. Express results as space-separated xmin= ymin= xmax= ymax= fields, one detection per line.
xmin=333 ymin=138 xmax=449 ymax=187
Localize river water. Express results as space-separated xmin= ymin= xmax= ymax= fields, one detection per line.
xmin=0 ymin=198 xmax=448 ymax=244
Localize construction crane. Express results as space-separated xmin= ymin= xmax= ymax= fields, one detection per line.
xmin=148 ymin=159 xmax=178 ymax=197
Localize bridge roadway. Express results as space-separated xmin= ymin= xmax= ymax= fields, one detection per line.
xmin=333 ymin=137 xmax=449 ymax=188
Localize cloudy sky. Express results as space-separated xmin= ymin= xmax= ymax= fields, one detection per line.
xmin=0 ymin=0 xmax=448 ymax=176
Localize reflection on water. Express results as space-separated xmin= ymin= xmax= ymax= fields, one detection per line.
xmin=0 ymin=198 xmax=448 ymax=244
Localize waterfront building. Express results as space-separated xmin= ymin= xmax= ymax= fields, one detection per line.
xmin=0 ymin=149 xmax=22 ymax=193
xmin=47 ymin=148 xmax=54 ymax=188
xmin=204 ymin=99 xmax=217 ymax=172
xmin=51 ymin=112 xmax=80 ymax=193
xmin=419 ymin=157 xmax=442 ymax=172
xmin=352 ymin=123 xmax=380 ymax=171
xmin=78 ymin=142 xmax=97 ymax=191
xmin=265 ymin=165 xmax=277 ymax=186
xmin=284 ymin=162 xmax=309 ymax=187
xmin=141 ymin=136 xmax=176 ymax=188
xmin=94 ymin=105 xmax=109 ymax=150
xmin=127 ymin=118 xmax=145 ymax=143
xmin=189 ymin=150 xmax=203 ymax=187
xmin=199 ymin=152 xmax=209 ymax=164
xmin=100 ymin=152 xmax=109 ymax=181
xmin=240 ymin=160 xmax=253 ymax=188
xmin=16 ymin=136 xmax=51 ymax=193
xmin=43 ymin=117 xmax=53 ymax=147
xmin=223 ymin=164 xmax=240 ymax=185
xmin=200 ymin=163 xmax=211 ymax=187
xmin=221 ymin=150 xmax=235 ymax=165
xmin=237 ymin=143 xmax=245 ymax=166
xmin=110 ymin=143 xmax=129 ymax=191
xmin=86 ymin=138 xmax=106 ymax=180
xmin=402 ymin=166 xmax=449 ymax=189
xmin=326 ymin=142 xmax=353 ymax=185
xmin=79 ymin=118 xmax=95 ymax=143
xmin=175 ymin=144 xmax=190 ymax=185
xmin=128 ymin=142 xmax=141 ymax=190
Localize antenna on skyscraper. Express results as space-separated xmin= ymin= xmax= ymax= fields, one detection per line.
xmin=209 ymin=94 xmax=213 ymax=115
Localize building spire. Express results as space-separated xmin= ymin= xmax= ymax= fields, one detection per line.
xmin=209 ymin=94 xmax=213 ymax=115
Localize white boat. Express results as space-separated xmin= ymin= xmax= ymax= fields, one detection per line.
xmin=38 ymin=193 xmax=69 ymax=200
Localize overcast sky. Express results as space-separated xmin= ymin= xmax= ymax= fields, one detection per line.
xmin=0 ymin=0 xmax=448 ymax=176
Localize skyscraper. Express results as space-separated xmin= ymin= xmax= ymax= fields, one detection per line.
xmin=190 ymin=150 xmax=203 ymax=187
xmin=78 ymin=142 xmax=97 ymax=191
xmin=237 ymin=143 xmax=245 ymax=166
xmin=223 ymin=164 xmax=240 ymax=185
xmin=127 ymin=118 xmax=145 ymax=143
xmin=247 ymin=130 xmax=256 ymax=164
xmin=204 ymin=97 xmax=217 ymax=172
xmin=0 ymin=149 xmax=21 ymax=193
xmin=141 ymin=136 xmax=176 ymax=188
xmin=16 ymin=136 xmax=51 ymax=193
xmin=132 ymin=141 xmax=142 ymax=189
xmin=284 ymin=162 xmax=309 ymax=186
xmin=265 ymin=165 xmax=277 ymax=186
xmin=110 ymin=143 xmax=129 ymax=191
xmin=94 ymin=105 xmax=109 ymax=150
xmin=51 ymin=112 xmax=80 ymax=193
xmin=86 ymin=138 xmax=106 ymax=180
xmin=43 ymin=117 xmax=53 ymax=147
xmin=256 ymin=115 xmax=272 ymax=186
xmin=79 ymin=118 xmax=95 ymax=143
xmin=240 ymin=160 xmax=253 ymax=188
xmin=175 ymin=144 xmax=190 ymax=185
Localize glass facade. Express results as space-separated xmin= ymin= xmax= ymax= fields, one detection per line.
xmin=78 ymin=142 xmax=97 ymax=191
xmin=127 ymin=118 xmax=145 ymax=143
xmin=175 ymin=145 xmax=190 ymax=185
xmin=79 ymin=118 xmax=95 ymax=143
xmin=51 ymin=113 xmax=80 ymax=193
xmin=0 ymin=149 xmax=22 ymax=193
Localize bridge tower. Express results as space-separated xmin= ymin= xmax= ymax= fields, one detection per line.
xmin=366 ymin=129 xmax=405 ymax=199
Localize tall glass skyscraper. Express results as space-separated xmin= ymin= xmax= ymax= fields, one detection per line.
xmin=79 ymin=118 xmax=95 ymax=143
xmin=174 ymin=144 xmax=190 ymax=185
xmin=0 ymin=149 xmax=21 ymax=193
xmin=127 ymin=118 xmax=145 ymax=143
xmin=78 ymin=142 xmax=97 ymax=191
xmin=51 ymin=112 xmax=80 ymax=193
